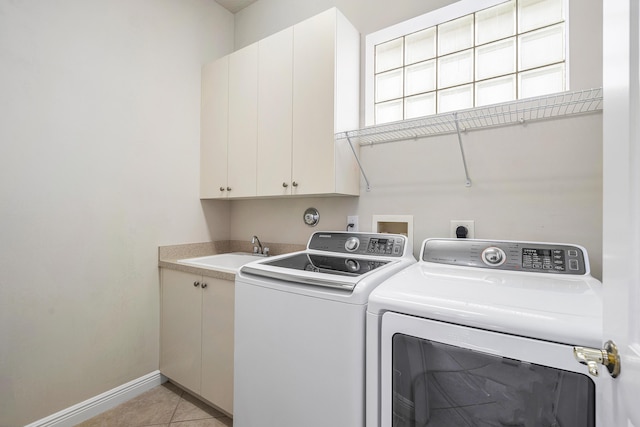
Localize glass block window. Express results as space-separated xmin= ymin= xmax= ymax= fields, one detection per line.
xmin=373 ymin=0 xmax=566 ymax=124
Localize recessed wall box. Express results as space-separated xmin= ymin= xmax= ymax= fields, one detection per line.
xmin=372 ymin=215 xmax=414 ymax=251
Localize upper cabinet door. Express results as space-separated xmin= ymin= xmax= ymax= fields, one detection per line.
xmin=292 ymin=9 xmax=336 ymax=196
xmin=292 ymin=9 xmax=360 ymax=196
xmin=200 ymin=57 xmax=229 ymax=198
xmin=228 ymin=43 xmax=258 ymax=198
xmin=257 ymin=27 xmax=294 ymax=197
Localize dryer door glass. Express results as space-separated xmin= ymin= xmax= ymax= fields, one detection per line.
xmin=392 ymin=334 xmax=595 ymax=427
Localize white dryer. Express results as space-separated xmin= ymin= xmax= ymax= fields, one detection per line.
xmin=366 ymin=238 xmax=604 ymax=427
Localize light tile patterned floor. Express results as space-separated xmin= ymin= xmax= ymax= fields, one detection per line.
xmin=75 ymin=382 xmax=232 ymax=427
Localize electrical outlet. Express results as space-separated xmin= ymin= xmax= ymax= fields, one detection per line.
xmin=450 ymin=220 xmax=475 ymax=239
xmin=347 ymin=215 xmax=359 ymax=232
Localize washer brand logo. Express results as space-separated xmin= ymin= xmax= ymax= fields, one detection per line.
xmin=318 ymin=234 xmax=332 ymax=238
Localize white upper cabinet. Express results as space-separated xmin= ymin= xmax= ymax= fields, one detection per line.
xmin=228 ymin=43 xmax=258 ymax=198
xmin=201 ymin=44 xmax=258 ymax=199
xmin=257 ymin=27 xmax=294 ymax=197
xmin=291 ymin=8 xmax=360 ymax=196
xmin=200 ymin=57 xmax=228 ymax=199
xmin=201 ymin=8 xmax=360 ymax=199
xmin=292 ymin=8 xmax=360 ymax=195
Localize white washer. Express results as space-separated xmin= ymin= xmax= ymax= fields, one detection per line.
xmin=366 ymin=238 xmax=604 ymax=427
xmin=234 ymin=231 xmax=415 ymax=427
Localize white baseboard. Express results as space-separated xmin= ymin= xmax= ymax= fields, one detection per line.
xmin=25 ymin=370 xmax=166 ymax=427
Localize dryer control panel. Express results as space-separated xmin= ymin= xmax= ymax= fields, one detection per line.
xmin=422 ymin=239 xmax=588 ymax=275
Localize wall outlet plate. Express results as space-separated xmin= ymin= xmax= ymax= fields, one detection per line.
xmin=450 ymin=220 xmax=475 ymax=239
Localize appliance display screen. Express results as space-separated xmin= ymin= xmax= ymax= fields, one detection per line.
xmin=522 ymin=247 xmax=565 ymax=271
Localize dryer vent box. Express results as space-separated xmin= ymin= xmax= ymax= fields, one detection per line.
xmin=373 ymin=215 xmax=414 ymax=250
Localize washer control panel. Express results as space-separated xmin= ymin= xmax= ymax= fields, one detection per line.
xmin=422 ymin=239 xmax=588 ymax=275
xmin=308 ymin=232 xmax=407 ymax=257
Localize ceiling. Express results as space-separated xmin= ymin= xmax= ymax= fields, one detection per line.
xmin=214 ymin=0 xmax=259 ymax=13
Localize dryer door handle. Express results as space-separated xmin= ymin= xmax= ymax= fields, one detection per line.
xmin=573 ymin=340 xmax=620 ymax=378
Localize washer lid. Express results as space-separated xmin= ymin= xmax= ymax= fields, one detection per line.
xmin=240 ymin=231 xmax=415 ymax=291
xmin=261 ymin=252 xmax=390 ymax=275
xmin=241 ymin=252 xmax=393 ymax=290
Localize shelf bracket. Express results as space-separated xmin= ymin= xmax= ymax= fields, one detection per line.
xmin=346 ymin=135 xmax=371 ymax=192
xmin=454 ymin=113 xmax=472 ymax=187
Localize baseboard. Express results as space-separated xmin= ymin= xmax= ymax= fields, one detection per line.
xmin=24 ymin=371 xmax=166 ymax=427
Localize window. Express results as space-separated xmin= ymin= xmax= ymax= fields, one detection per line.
xmin=367 ymin=0 xmax=567 ymax=125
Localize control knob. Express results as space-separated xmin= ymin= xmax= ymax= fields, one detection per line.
xmin=345 ymin=259 xmax=360 ymax=272
xmin=304 ymin=263 xmax=319 ymax=273
xmin=481 ymin=246 xmax=507 ymax=266
xmin=345 ymin=237 xmax=360 ymax=252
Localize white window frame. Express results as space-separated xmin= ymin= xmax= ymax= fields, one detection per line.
xmin=364 ymin=0 xmax=570 ymax=126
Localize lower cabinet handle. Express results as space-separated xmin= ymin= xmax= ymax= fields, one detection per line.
xmin=201 ymin=282 xmax=208 ymax=289
xmin=193 ymin=281 xmax=200 ymax=287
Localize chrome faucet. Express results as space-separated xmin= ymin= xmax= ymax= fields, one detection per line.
xmin=251 ymin=235 xmax=268 ymax=256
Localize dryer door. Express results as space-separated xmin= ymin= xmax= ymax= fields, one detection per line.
xmin=380 ymin=312 xmax=601 ymax=427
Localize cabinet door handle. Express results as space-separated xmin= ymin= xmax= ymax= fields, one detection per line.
xmin=292 ymin=181 xmax=298 ymax=187
xmin=201 ymin=282 xmax=208 ymax=289
xmin=282 ymin=182 xmax=289 ymax=188
xmin=219 ymin=187 xmax=225 ymax=192
xmin=226 ymin=187 xmax=232 ymax=191
xmin=193 ymin=281 xmax=200 ymax=287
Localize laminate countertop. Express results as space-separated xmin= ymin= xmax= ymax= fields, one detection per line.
xmin=158 ymin=240 xmax=305 ymax=281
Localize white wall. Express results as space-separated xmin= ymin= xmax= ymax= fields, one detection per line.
xmin=0 ymin=1 xmax=233 ymax=425
xmin=230 ymin=0 xmax=604 ymax=278
xmin=234 ymin=0 xmax=458 ymax=50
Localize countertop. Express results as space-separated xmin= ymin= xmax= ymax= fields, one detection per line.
xmin=158 ymin=240 xmax=305 ymax=281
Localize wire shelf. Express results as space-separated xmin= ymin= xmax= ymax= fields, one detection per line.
xmin=336 ymin=88 xmax=603 ymax=146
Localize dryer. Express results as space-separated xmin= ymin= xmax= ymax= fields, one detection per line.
xmin=366 ymin=238 xmax=604 ymax=427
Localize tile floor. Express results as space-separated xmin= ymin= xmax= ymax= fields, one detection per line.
xmin=75 ymin=382 xmax=233 ymax=427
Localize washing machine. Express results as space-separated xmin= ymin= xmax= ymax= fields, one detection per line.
xmin=366 ymin=238 xmax=605 ymax=427
xmin=234 ymin=231 xmax=416 ymax=427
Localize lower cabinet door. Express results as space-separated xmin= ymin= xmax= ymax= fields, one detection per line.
xmin=160 ymin=269 xmax=203 ymax=394
xmin=201 ymin=277 xmax=235 ymax=415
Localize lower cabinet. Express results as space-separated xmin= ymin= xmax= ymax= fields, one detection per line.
xmin=160 ymin=268 xmax=234 ymax=415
